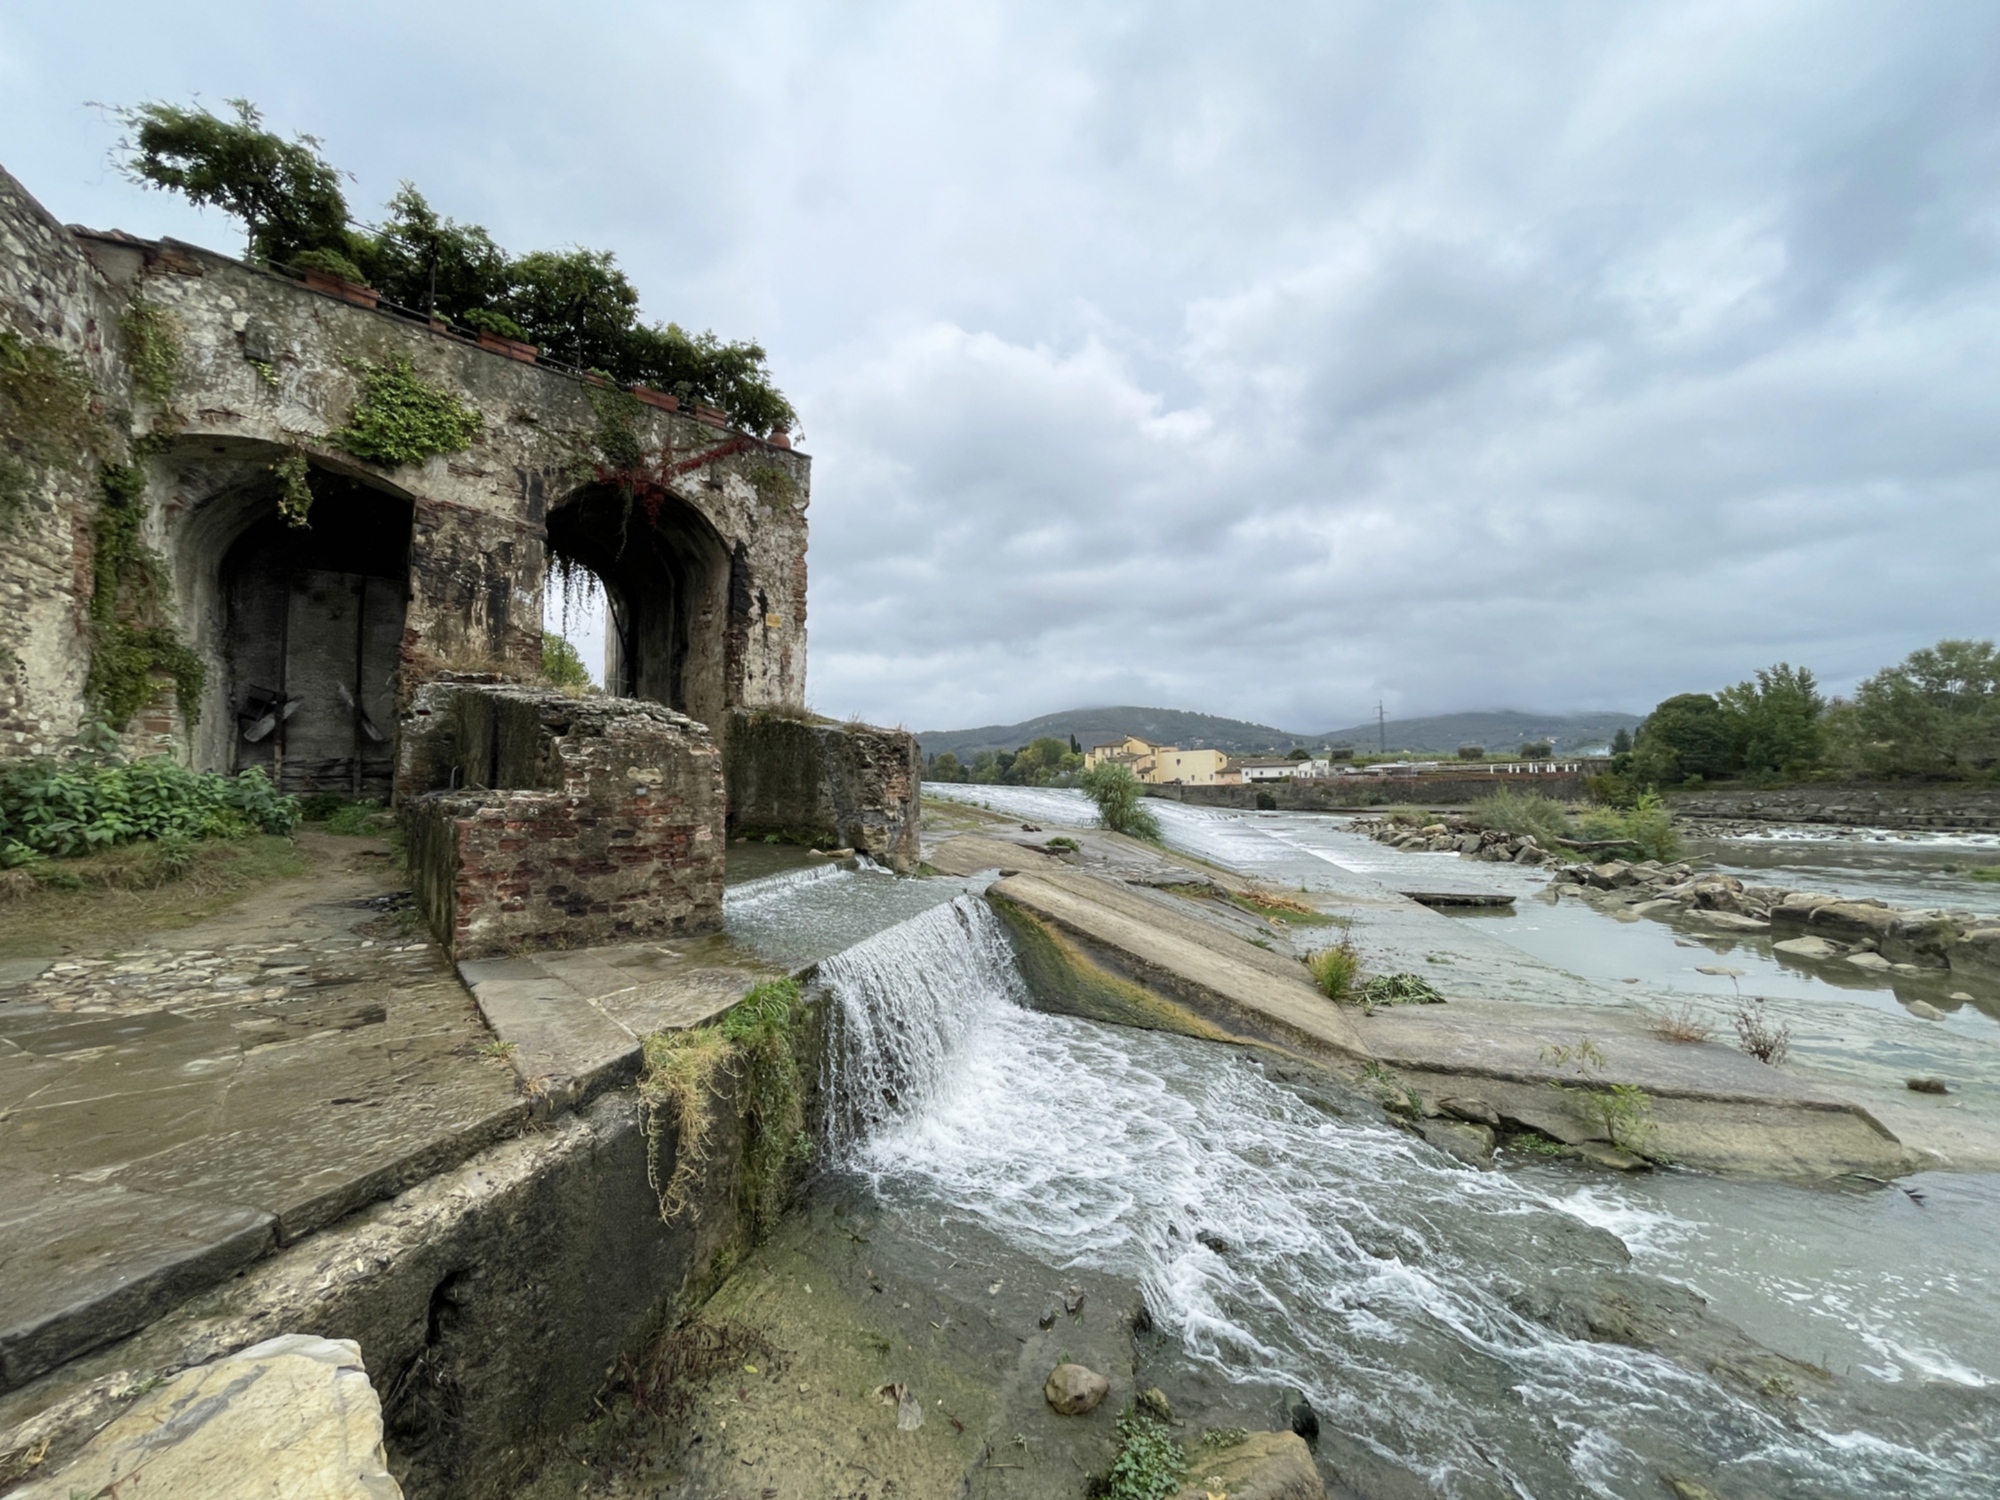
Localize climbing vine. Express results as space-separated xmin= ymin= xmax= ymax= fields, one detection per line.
xmin=332 ymin=354 xmax=483 ymax=467
xmin=86 ymin=463 xmax=204 ymax=729
xmin=272 ymin=449 xmax=313 ymax=527
xmin=118 ymin=295 xmax=182 ymax=412
xmin=0 ymin=329 xmax=100 ymax=529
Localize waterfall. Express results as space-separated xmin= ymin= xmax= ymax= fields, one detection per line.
xmin=724 ymin=862 xmax=848 ymax=910
xmin=815 ymin=894 xmax=1023 ymax=1156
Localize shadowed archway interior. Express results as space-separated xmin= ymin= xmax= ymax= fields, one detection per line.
xmin=544 ymin=484 xmax=732 ymax=732
xmin=218 ymin=474 xmax=412 ymax=795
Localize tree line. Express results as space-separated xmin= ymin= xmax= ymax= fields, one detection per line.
xmin=111 ymin=100 xmax=795 ymax=435
xmin=925 ymin=736 xmax=1083 ymax=785
xmin=1613 ymin=638 xmax=2000 ymax=790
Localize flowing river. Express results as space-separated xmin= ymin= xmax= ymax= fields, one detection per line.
xmin=725 ymin=793 xmax=2000 ymax=1497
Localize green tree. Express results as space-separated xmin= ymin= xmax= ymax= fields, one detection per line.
xmin=1718 ymin=663 xmax=1825 ymax=778
xmin=620 ymin=322 xmax=798 ymax=436
xmin=115 ymin=99 xmax=352 ymax=265
xmin=358 ymin=184 xmax=510 ymax=319
xmin=503 ymin=248 xmax=643 ymax=372
xmin=541 ymin=632 xmax=591 ymax=688
xmin=1631 ymin=693 xmax=1737 ymax=787
xmin=1835 ymin=639 xmax=2000 ymax=777
xmin=1518 ymin=740 xmax=1554 ymax=759
xmin=1006 ymin=737 xmax=1074 ymax=785
xmin=1079 ymin=761 xmax=1160 ymax=840
xmin=927 ymin=751 xmax=968 ymax=783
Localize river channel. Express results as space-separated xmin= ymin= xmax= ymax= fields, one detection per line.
xmin=827 ymin=785 xmax=2000 ymax=1497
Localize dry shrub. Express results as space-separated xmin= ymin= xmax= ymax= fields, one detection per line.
xmin=615 ymin=1319 xmax=780 ymax=1428
xmin=1649 ymin=1003 xmax=1715 ymax=1044
xmin=1733 ymin=999 xmax=1791 ymax=1065
xmin=1307 ymin=939 xmax=1361 ymax=1001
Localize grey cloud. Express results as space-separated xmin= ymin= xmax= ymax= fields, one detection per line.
xmin=4 ymin=0 xmax=1996 ymax=730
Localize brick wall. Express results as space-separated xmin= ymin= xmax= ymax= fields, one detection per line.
xmin=723 ymin=708 xmax=920 ymax=870
xmin=400 ymin=683 xmax=724 ymax=959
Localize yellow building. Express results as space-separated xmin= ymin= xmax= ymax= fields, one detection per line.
xmin=1083 ymin=737 xmax=1228 ymax=785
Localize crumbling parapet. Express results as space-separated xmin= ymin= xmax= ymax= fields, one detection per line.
xmin=398 ymin=681 xmax=723 ymax=959
xmin=723 ymin=708 xmax=921 ymax=870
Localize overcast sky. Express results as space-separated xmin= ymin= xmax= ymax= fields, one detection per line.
xmin=5 ymin=2 xmax=1996 ymax=733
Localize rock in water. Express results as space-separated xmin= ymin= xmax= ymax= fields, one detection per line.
xmin=19 ymin=1334 xmax=400 ymax=1499
xmin=1044 ymin=1362 xmax=1110 ymax=1415
xmin=1906 ymin=1000 xmax=1947 ymax=1020
xmin=1281 ymin=1386 xmax=1320 ymax=1448
xmin=1907 ymin=1077 xmax=1951 ymax=1094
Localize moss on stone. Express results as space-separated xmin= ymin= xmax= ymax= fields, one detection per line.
xmin=991 ymin=895 xmax=1234 ymax=1042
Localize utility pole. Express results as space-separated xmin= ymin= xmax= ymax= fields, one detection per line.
xmin=1377 ymin=701 xmax=1386 ymax=756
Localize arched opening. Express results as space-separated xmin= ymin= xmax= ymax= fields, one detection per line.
xmin=544 ymin=482 xmax=732 ymax=731
xmin=211 ymin=471 xmax=413 ymax=795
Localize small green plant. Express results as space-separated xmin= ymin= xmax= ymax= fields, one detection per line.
xmin=0 ymin=754 xmax=298 ymax=857
xmin=1046 ymin=835 xmax=1080 ymax=853
xmin=1969 ymin=867 xmax=2000 ymax=884
xmin=249 ymin=358 xmax=280 ymax=390
xmin=460 ymin=306 xmax=529 ymax=341
xmin=119 ymin=296 xmax=182 ymax=411
xmin=1541 ymin=1036 xmax=1654 ymax=1151
xmin=272 ymin=450 xmax=313 ymax=527
xmin=1510 ymin=1131 xmax=1568 ymax=1157
xmin=477 ymin=1039 xmax=518 ymax=1061
xmin=1098 ymin=1411 xmax=1185 ymax=1500
xmin=542 ymin=631 xmax=592 ymax=688
xmin=1199 ymin=1427 xmax=1248 ymax=1450
xmin=1307 ymin=939 xmax=1360 ymax=1001
xmin=1539 ymin=1038 xmax=1607 ymax=1073
xmin=288 ymin=246 xmax=369 ymax=284
xmin=1079 ymin=761 xmax=1161 ymax=841
xmin=332 ymin=355 xmax=483 ymax=468
xmin=323 ymin=800 xmax=383 ymax=836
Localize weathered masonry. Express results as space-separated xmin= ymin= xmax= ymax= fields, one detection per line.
xmin=0 ymin=164 xmax=918 ymax=900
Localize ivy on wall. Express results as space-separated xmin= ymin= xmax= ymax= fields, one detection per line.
xmin=118 ymin=296 xmax=182 ymax=413
xmin=86 ymin=463 xmax=205 ymax=729
xmin=272 ymin=450 xmax=313 ymax=527
xmin=0 ymin=330 xmax=100 ymax=530
xmin=332 ymin=354 xmax=483 ymax=467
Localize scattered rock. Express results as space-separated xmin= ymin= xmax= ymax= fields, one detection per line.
xmin=1043 ymin=1362 xmax=1109 ymax=1415
xmin=1950 ymin=991 xmax=1975 ymax=1002
xmin=1418 ymin=1119 xmax=1496 ymax=1166
xmin=18 ymin=1334 xmax=401 ymax=1500
xmin=1280 ymin=1387 xmax=1319 ymax=1448
xmin=1691 ymin=910 xmax=1769 ymax=932
xmin=1846 ymin=951 xmax=1894 ymax=972
xmin=1663 ymin=1475 xmax=1725 ymax=1500
xmin=1906 ymin=1001 xmax=1947 ymax=1021
xmin=1773 ymin=936 xmax=1844 ymax=959
xmin=1172 ymin=1430 xmax=1324 ymax=1500
xmin=1570 ymin=1141 xmax=1650 ymax=1172
xmin=1438 ymin=1096 xmax=1501 ymax=1126
xmin=1136 ymin=1386 xmax=1175 ymax=1422
xmin=1906 ymin=1077 xmax=1951 ymax=1094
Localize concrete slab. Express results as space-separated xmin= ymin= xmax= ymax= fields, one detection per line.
xmin=0 ymin=1167 xmax=273 ymax=1390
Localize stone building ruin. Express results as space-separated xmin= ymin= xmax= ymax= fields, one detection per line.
xmin=0 ymin=163 xmax=918 ymax=951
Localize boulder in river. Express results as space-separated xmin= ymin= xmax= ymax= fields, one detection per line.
xmin=1044 ymin=1362 xmax=1110 ymax=1415
xmin=1172 ymin=1430 xmax=1325 ymax=1499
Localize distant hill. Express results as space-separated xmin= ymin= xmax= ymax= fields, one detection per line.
xmin=1312 ymin=710 xmax=1642 ymax=755
xmin=916 ymin=707 xmax=1303 ymax=759
xmin=916 ymin=706 xmax=1642 ymax=760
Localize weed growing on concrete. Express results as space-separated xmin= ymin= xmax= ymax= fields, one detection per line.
xmin=640 ymin=979 xmax=811 ymax=1238
xmin=1541 ymin=1037 xmax=1654 ymax=1152
xmin=1307 ymin=939 xmax=1360 ymax=1001
xmin=1649 ymin=1003 xmax=1715 ymax=1043
xmin=1732 ymin=999 xmax=1792 ymax=1065
xmin=1357 ymin=972 xmax=1445 ymax=1008
xmin=614 ymin=1318 xmax=779 ymax=1430
xmin=1098 ymin=1410 xmax=1186 ymax=1500
xmin=333 ymin=355 xmax=483 ymax=468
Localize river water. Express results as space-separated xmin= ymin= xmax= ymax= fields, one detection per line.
xmin=778 ymin=786 xmax=2000 ymax=1496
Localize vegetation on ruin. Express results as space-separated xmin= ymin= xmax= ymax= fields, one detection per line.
xmin=1079 ymin=760 xmax=1161 ymax=840
xmin=87 ymin=463 xmax=207 ymax=730
xmin=640 ymin=979 xmax=812 ymax=1244
xmin=332 ymin=355 xmax=484 ymax=467
xmin=113 ymin=98 xmax=798 ymax=434
xmin=0 ymin=328 xmax=100 ymax=528
xmin=0 ymin=748 xmax=297 ymax=868
xmin=271 ymin=450 xmax=314 ymax=527
xmin=119 ymin=295 xmax=183 ymax=412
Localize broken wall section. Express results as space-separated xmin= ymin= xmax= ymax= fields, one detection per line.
xmin=723 ymin=709 xmax=920 ymax=871
xmin=398 ymin=681 xmax=723 ymax=959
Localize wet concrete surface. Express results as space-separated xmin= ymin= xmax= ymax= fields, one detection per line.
xmin=0 ymin=834 xmax=524 ymax=1389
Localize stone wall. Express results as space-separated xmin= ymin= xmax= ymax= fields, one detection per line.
xmin=1153 ymin=771 xmax=1593 ymax=811
xmin=723 ymin=708 xmax=921 ymax=870
xmin=0 ymin=162 xmax=811 ymax=781
xmin=1671 ymin=781 xmax=2000 ymax=832
xmin=398 ymin=682 xmax=723 ymax=959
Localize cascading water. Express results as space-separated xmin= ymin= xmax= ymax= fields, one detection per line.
xmin=802 ymin=875 xmax=1998 ymax=1499
xmin=815 ymin=894 xmax=1024 ymax=1156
